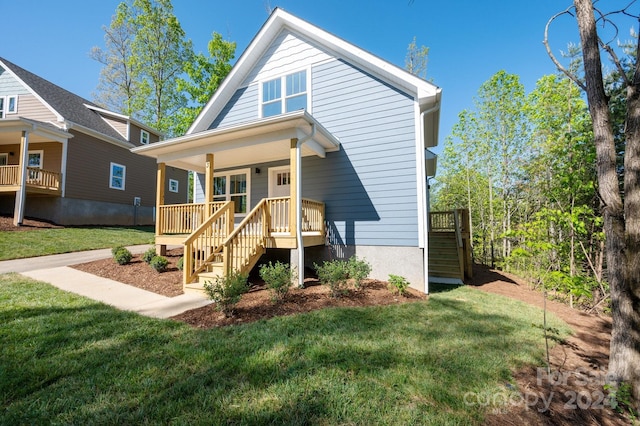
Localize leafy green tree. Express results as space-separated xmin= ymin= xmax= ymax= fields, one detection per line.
xmin=546 ymin=0 xmax=640 ymax=404
xmin=90 ymin=2 xmax=138 ymax=115
xmin=129 ymin=0 xmax=192 ymax=135
xmin=174 ymin=32 xmax=236 ymax=135
xmin=405 ymin=36 xmax=429 ymax=79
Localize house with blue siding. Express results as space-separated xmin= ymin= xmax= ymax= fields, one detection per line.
xmin=133 ymin=8 xmax=452 ymax=293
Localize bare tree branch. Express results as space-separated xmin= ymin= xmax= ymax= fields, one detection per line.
xmin=544 ymin=7 xmax=587 ymax=91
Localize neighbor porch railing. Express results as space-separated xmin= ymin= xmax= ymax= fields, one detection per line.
xmin=0 ymin=165 xmax=61 ymax=191
xmin=157 ymin=201 xmax=227 ymax=235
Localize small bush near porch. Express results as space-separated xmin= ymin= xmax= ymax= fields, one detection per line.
xmin=0 ymin=273 xmax=569 ymax=425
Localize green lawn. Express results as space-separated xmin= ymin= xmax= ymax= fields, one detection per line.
xmin=0 ymin=274 xmax=571 ymax=425
xmin=0 ymin=226 xmax=154 ymax=260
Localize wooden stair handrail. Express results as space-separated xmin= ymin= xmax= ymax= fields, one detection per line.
xmin=183 ymin=201 xmax=234 ymax=284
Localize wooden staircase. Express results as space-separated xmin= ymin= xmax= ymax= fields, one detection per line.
xmin=428 ymin=232 xmax=464 ymax=281
xmin=427 ymin=209 xmax=473 ymax=283
xmin=183 ymin=199 xmax=271 ymax=293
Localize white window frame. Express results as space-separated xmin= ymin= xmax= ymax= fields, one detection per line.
xmin=0 ymin=153 xmax=8 ymax=166
xmin=109 ymin=162 xmax=126 ymax=191
xmin=7 ymin=95 xmax=17 ymax=114
xmin=0 ymin=97 xmax=4 ymax=119
xmin=28 ymin=150 xmax=44 ymax=168
xmin=140 ymin=129 xmax=150 ymax=145
xmin=212 ymin=168 xmax=251 ymax=216
xmin=169 ymin=178 xmax=179 ymax=193
xmin=260 ymin=68 xmax=309 ymax=118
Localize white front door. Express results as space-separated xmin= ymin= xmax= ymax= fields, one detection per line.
xmin=268 ymin=166 xmax=291 ymax=198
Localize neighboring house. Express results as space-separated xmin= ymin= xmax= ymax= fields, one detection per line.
xmin=133 ymin=8 xmax=450 ymax=293
xmin=0 ymin=57 xmax=188 ymax=226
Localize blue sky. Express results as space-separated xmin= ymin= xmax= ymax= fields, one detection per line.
xmin=1 ymin=0 xmax=584 ymax=155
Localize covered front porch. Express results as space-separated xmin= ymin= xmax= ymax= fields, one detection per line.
xmin=132 ymin=111 xmax=340 ymax=289
xmin=0 ymin=118 xmax=70 ymax=225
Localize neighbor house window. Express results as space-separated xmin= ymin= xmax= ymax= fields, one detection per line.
xmin=0 ymin=97 xmax=4 ymax=118
xmin=109 ymin=162 xmax=126 ymax=190
xmin=27 ymin=150 xmax=43 ymax=180
xmin=212 ymin=168 xmax=250 ymax=214
xmin=7 ymin=96 xmax=17 ymax=114
xmin=140 ymin=129 xmax=149 ymax=145
xmin=169 ymin=178 xmax=179 ymax=193
xmin=261 ymin=70 xmax=307 ymax=117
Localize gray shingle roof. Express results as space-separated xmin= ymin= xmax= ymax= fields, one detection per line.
xmin=0 ymin=56 xmax=126 ymax=142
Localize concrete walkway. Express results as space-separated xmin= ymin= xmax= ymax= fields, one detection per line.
xmin=1 ymin=245 xmax=213 ymax=319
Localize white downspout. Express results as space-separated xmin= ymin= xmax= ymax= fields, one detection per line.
xmin=296 ymin=123 xmax=316 ymax=287
xmin=420 ymin=103 xmax=440 ymax=295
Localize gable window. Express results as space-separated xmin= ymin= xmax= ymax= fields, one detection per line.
xmin=7 ymin=96 xmax=17 ymax=114
xmin=261 ymin=70 xmax=307 ymax=118
xmin=169 ymin=178 xmax=179 ymax=193
xmin=140 ymin=129 xmax=150 ymax=145
xmin=212 ymin=168 xmax=250 ymax=214
xmin=109 ymin=162 xmax=126 ymax=190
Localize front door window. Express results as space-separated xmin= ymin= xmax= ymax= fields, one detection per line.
xmin=0 ymin=153 xmax=7 ymax=166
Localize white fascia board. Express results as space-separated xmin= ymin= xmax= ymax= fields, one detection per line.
xmin=189 ymin=8 xmax=440 ymax=135
xmin=65 ymin=121 xmax=135 ymax=149
xmin=83 ymin=103 xmax=163 ymax=138
xmin=136 ymin=111 xmax=339 ymax=159
xmin=0 ymin=59 xmax=64 ymax=123
xmin=0 ymin=118 xmax=72 ymax=142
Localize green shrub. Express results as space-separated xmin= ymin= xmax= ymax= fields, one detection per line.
xmin=112 ymin=246 xmax=132 ymax=265
xmin=203 ymin=271 xmax=249 ymax=317
xmin=259 ymin=261 xmax=293 ymax=303
xmin=314 ymin=259 xmax=350 ymax=297
xmin=142 ymin=247 xmax=157 ymax=264
xmin=388 ymin=274 xmax=410 ymax=296
xmin=347 ymin=256 xmax=371 ymax=289
xmin=177 ymin=256 xmax=184 ymax=271
xmin=150 ymin=255 xmax=169 ymax=272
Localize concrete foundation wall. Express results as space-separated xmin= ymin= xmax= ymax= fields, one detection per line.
xmin=19 ymin=197 xmax=154 ymax=226
xmin=303 ymin=245 xmax=425 ymax=293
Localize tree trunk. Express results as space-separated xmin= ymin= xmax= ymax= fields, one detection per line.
xmin=574 ymin=0 xmax=640 ymax=406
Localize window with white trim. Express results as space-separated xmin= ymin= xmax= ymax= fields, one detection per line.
xmin=261 ymin=70 xmax=307 ymax=117
xmin=27 ymin=150 xmax=43 ymax=180
xmin=212 ymin=168 xmax=250 ymax=214
xmin=169 ymin=178 xmax=179 ymax=193
xmin=140 ymin=129 xmax=149 ymax=145
xmin=0 ymin=97 xmax=4 ymax=119
xmin=109 ymin=162 xmax=126 ymax=190
xmin=7 ymin=96 xmax=17 ymax=114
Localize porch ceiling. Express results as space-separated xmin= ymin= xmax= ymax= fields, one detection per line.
xmin=132 ymin=110 xmax=340 ymax=173
xmin=0 ymin=118 xmax=71 ymax=145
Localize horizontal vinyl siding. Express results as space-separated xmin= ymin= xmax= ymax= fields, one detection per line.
xmin=65 ymin=131 xmax=157 ymax=207
xmin=241 ymin=30 xmax=331 ymax=85
xmin=0 ymin=69 xmax=29 ymax=95
xmin=101 ymin=115 xmax=128 ymax=140
xmin=305 ymin=58 xmax=418 ymax=246
xmin=209 ymin=85 xmax=259 ymax=129
xmin=8 ymin=94 xmax=57 ymax=122
xmin=164 ymin=167 xmax=189 ymax=205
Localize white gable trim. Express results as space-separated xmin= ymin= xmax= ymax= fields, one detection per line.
xmin=189 ymin=8 xmax=440 ymax=135
xmin=0 ymin=59 xmax=64 ymax=123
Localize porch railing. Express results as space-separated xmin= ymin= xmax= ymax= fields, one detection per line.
xmin=222 ymin=198 xmax=269 ymax=276
xmin=0 ymin=166 xmax=19 ymax=186
xmin=26 ymin=167 xmax=61 ymax=190
xmin=157 ymin=201 xmax=227 ymax=235
xmin=0 ymin=166 xmax=61 ymax=191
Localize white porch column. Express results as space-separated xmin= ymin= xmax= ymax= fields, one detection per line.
xmin=13 ymin=131 xmax=29 ymax=226
xmin=156 ymin=162 xmax=166 ymax=255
